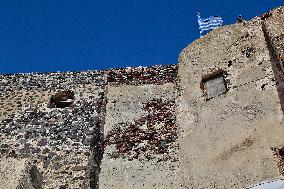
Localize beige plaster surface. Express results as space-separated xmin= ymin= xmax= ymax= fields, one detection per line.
xmin=177 ymin=6 xmax=284 ymax=189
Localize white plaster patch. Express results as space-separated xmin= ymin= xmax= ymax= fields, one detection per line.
xmin=255 ymin=77 xmax=276 ymax=90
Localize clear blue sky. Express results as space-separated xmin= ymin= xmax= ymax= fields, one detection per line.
xmin=0 ymin=0 xmax=283 ymax=74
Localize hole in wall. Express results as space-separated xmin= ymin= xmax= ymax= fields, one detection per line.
xmin=48 ymin=90 xmax=74 ymax=108
xmin=228 ymin=60 xmax=233 ymax=67
xmin=200 ymin=69 xmax=228 ymax=100
xmin=261 ymin=83 xmax=268 ymax=90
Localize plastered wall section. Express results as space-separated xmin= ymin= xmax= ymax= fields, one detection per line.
xmin=177 ymin=15 xmax=284 ymax=189
xmin=100 ymin=83 xmax=181 ymax=189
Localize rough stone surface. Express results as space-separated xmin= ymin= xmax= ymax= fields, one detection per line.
xmin=1 ymin=5 xmax=284 ymax=189
xmin=0 ymin=71 xmax=107 ymax=188
xmin=100 ymin=83 xmax=180 ymax=189
xmin=0 ymin=65 xmax=178 ymax=189
xmin=204 ymin=75 xmax=227 ymax=99
xmin=177 ymin=5 xmax=284 ymax=189
xmin=0 ymin=158 xmax=42 ymax=189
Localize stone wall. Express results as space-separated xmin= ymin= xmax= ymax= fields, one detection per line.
xmin=0 ymin=158 xmax=42 ymax=189
xmin=0 ymin=71 xmax=107 ymax=188
xmin=0 ymin=5 xmax=284 ymax=189
xmin=0 ymin=65 xmax=179 ymax=189
xmin=262 ymin=6 xmax=284 ymax=112
xmin=100 ymin=83 xmax=180 ymax=189
xmin=0 ymin=71 xmax=106 ymax=122
xmin=107 ymin=65 xmax=177 ymax=86
xmin=177 ymin=5 xmax=284 ymax=189
xmin=100 ymin=65 xmax=180 ymax=189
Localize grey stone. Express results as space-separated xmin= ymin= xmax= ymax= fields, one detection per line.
xmin=0 ymin=143 xmax=9 ymax=149
xmin=37 ymin=138 xmax=48 ymax=146
xmin=83 ymin=136 xmax=92 ymax=146
xmin=204 ymin=75 xmax=227 ymax=99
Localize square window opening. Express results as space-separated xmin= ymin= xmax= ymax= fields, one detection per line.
xmin=201 ymin=70 xmax=228 ymax=100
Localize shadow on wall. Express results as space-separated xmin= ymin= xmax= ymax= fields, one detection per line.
xmin=89 ymin=126 xmax=105 ymax=189
xmin=262 ymin=22 xmax=284 ymax=115
xmin=89 ymin=91 xmax=106 ymax=189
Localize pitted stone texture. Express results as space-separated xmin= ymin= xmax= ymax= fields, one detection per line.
xmin=104 ymin=83 xmax=176 ymax=135
xmin=107 ymin=65 xmax=177 ymax=86
xmin=101 ymin=83 xmax=180 ymax=189
xmin=204 ymin=75 xmax=227 ymax=99
xmin=0 ymin=100 xmax=101 ymax=188
xmin=99 ymin=158 xmax=180 ymax=189
xmin=177 ymin=6 xmax=284 ymax=189
xmin=0 ymin=158 xmax=42 ymax=189
xmin=0 ymin=71 xmax=106 ymax=92
xmin=0 ymin=70 xmax=106 ymax=122
xmin=0 ymin=84 xmax=105 ymax=123
xmin=0 ymin=79 xmax=106 ymax=189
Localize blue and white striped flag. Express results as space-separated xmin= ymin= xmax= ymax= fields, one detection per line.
xmin=197 ymin=13 xmax=223 ymax=36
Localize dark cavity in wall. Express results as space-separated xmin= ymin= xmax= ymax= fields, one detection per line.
xmin=88 ymin=121 xmax=105 ymax=189
xmin=89 ymin=89 xmax=107 ymax=189
xmin=29 ymin=165 xmax=43 ymax=189
xmin=48 ymin=90 xmax=74 ymax=108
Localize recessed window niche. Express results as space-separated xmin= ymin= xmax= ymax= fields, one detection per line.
xmin=201 ymin=69 xmax=228 ymax=100
xmin=48 ymin=90 xmax=74 ymax=108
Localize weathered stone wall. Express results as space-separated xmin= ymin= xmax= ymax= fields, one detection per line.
xmin=0 ymin=71 xmax=107 ymax=188
xmin=0 ymin=5 xmax=284 ymax=189
xmin=262 ymin=6 xmax=284 ymax=64
xmin=0 ymin=66 xmax=179 ymax=189
xmin=0 ymin=71 xmax=106 ymax=122
xmin=100 ymin=65 xmax=180 ymax=189
xmin=107 ymin=65 xmax=177 ymax=86
xmin=0 ymin=158 xmax=42 ymax=189
xmin=262 ymin=6 xmax=284 ymax=112
xmin=177 ymin=6 xmax=284 ymax=189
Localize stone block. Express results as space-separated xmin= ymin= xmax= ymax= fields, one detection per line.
xmin=204 ymin=75 xmax=227 ymax=99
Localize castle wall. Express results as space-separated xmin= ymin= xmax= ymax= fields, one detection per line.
xmin=0 ymin=71 xmax=107 ymax=188
xmin=177 ymin=7 xmax=284 ymax=189
xmin=100 ymin=84 xmax=180 ymax=189
xmin=0 ymin=66 xmax=180 ymax=188
xmin=99 ymin=66 xmax=180 ymax=189
xmin=262 ymin=7 xmax=284 ymax=112
xmin=0 ymin=6 xmax=283 ymax=189
xmin=263 ymin=6 xmax=284 ymax=62
xmin=0 ymin=71 xmax=106 ymax=122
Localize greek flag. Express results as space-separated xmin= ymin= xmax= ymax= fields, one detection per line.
xmin=197 ymin=13 xmax=223 ymax=36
